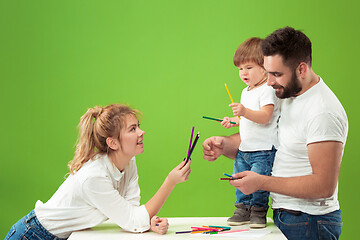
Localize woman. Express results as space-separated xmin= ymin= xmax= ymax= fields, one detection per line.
xmin=6 ymin=104 xmax=191 ymax=239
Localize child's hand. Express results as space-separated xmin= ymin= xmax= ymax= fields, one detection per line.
xmin=167 ymin=160 xmax=191 ymax=185
xmin=221 ymin=117 xmax=233 ymax=128
xmin=229 ymin=103 xmax=246 ymax=117
xmin=150 ymin=216 xmax=169 ymax=235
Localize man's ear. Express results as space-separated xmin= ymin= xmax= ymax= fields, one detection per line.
xmin=297 ymin=62 xmax=308 ymax=79
xmin=106 ymin=137 xmax=119 ymax=151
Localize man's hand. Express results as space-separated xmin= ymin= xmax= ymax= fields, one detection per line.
xmin=229 ymin=171 xmax=266 ymax=195
xmin=202 ymin=136 xmax=225 ymax=161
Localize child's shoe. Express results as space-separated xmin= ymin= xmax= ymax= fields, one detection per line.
xmin=227 ymin=203 xmax=250 ymax=226
xmin=249 ymin=206 xmax=267 ymax=228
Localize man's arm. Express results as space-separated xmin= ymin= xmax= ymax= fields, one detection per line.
xmin=231 ymin=141 xmax=343 ymax=199
xmin=202 ymin=133 xmax=240 ymax=161
xmin=222 ymin=133 xmax=241 ymax=159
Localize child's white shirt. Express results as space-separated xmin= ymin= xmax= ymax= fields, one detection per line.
xmin=239 ymin=83 xmax=280 ymax=151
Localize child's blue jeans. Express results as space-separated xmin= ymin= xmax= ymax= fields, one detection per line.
xmin=5 ymin=210 xmax=67 ymax=240
xmin=273 ymin=209 xmax=342 ymax=239
xmin=233 ymin=147 xmax=276 ymax=208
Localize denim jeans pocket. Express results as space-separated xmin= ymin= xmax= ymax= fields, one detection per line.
xmin=277 ymin=211 xmax=309 ymax=239
xmin=278 ymin=210 xmax=308 ymax=226
xmin=317 ymin=220 xmax=342 ymax=240
xmin=23 ymin=230 xmax=46 ymax=240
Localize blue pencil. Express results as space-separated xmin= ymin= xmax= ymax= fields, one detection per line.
xmin=223 ymin=173 xmax=233 ymax=178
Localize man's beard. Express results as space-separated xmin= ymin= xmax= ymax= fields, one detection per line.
xmin=273 ymin=71 xmax=302 ymax=99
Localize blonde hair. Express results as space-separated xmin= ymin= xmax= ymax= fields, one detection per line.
xmin=233 ymin=37 xmax=264 ymax=67
xmin=68 ymin=104 xmax=141 ymax=174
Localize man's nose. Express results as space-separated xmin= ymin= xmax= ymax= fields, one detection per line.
xmin=267 ymin=75 xmax=275 ymax=85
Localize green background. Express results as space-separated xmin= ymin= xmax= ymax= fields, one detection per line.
xmin=1 ymin=0 xmax=359 ymax=239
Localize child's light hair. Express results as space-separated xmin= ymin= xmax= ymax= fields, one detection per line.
xmin=233 ymin=37 xmax=264 ymax=68
xmin=68 ymin=104 xmax=141 ymax=175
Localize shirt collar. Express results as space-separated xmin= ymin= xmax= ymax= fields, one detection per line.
xmin=102 ymin=154 xmax=123 ymax=182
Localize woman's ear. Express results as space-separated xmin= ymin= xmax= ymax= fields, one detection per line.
xmin=106 ymin=137 xmax=119 ymax=151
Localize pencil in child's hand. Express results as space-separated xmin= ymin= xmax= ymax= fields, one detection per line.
xmin=224 ymin=83 xmax=241 ymax=120
xmin=225 ymin=83 xmax=235 ymax=103
xmin=202 ymin=116 xmax=237 ymax=125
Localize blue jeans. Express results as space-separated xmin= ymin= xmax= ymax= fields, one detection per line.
xmin=273 ymin=209 xmax=342 ymax=240
xmin=5 ymin=210 xmax=67 ymax=240
xmin=233 ymin=147 xmax=276 ymax=208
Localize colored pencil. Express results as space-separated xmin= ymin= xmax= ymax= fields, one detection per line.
xmin=225 ymin=83 xmax=235 ymax=103
xmin=191 ymin=226 xmax=221 ymax=231
xmin=220 ymin=178 xmax=233 ymax=180
xmin=217 ymin=228 xmax=249 ymax=234
xmin=224 ymin=83 xmax=241 ymax=120
xmin=207 ymin=225 xmax=231 ymax=229
xmin=202 ymin=116 xmax=237 ymax=125
xmin=186 ymin=126 xmax=195 ymax=161
xmin=223 ymin=173 xmax=233 ymax=178
xmin=186 ymin=132 xmax=200 ymax=163
xmin=175 ymin=230 xmax=193 ymax=234
xmin=176 ymin=230 xmax=204 ymax=234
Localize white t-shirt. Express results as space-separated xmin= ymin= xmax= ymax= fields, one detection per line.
xmin=271 ymin=77 xmax=348 ymax=215
xmin=35 ymin=154 xmax=150 ymax=238
xmin=239 ymin=83 xmax=280 ymax=151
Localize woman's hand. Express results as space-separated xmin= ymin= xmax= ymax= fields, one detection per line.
xmin=150 ymin=216 xmax=169 ymax=235
xmin=166 ymin=160 xmax=191 ymax=185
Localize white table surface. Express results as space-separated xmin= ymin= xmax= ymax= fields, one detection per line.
xmin=68 ymin=217 xmax=287 ymax=239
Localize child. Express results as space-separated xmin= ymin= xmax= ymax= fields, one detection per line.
xmin=6 ymin=104 xmax=191 ymax=239
xmin=221 ymin=37 xmax=280 ymax=228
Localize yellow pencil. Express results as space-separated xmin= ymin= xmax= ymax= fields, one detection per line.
xmin=224 ymin=83 xmax=235 ymax=103
xmin=224 ymin=83 xmax=240 ymax=119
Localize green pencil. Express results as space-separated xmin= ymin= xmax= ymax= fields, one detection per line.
xmin=202 ymin=116 xmax=237 ymax=125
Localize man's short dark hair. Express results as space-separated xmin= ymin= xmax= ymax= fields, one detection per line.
xmin=261 ymin=26 xmax=312 ymax=69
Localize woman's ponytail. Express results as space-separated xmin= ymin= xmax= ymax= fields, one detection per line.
xmin=68 ymin=104 xmax=141 ymax=175
xmin=68 ymin=106 xmax=102 ymax=174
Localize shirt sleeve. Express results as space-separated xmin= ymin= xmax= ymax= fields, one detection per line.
xmin=81 ymin=175 xmax=150 ymax=233
xmin=259 ymin=86 xmax=277 ymax=108
xmin=306 ymin=112 xmax=347 ymax=145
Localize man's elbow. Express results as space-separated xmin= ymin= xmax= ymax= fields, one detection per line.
xmin=318 ymin=184 xmax=337 ymax=198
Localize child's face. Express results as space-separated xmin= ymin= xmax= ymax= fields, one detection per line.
xmin=238 ymin=62 xmax=266 ymax=88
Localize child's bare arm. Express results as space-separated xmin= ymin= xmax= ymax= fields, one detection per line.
xmin=230 ymin=103 xmax=274 ymax=124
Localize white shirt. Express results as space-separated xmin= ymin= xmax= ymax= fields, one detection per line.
xmin=239 ymin=84 xmax=280 ymax=151
xmin=271 ymin=77 xmax=348 ymax=215
xmin=35 ymin=154 xmax=150 ymax=238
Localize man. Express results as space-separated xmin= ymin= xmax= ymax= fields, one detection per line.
xmin=203 ymin=27 xmax=348 ymax=239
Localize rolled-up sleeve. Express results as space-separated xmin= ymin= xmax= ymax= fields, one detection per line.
xmin=82 ymin=176 xmax=150 ymax=233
